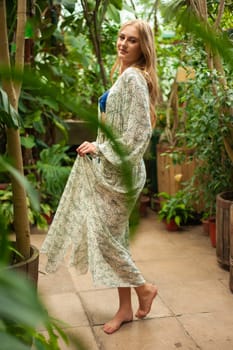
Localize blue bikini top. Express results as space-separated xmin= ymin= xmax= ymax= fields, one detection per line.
xmin=99 ymin=90 xmax=109 ymax=113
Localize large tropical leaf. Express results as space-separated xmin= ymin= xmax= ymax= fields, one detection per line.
xmin=0 ymin=269 xmax=48 ymax=327
xmin=0 ymin=88 xmax=20 ymax=128
xmin=110 ymin=0 xmax=123 ymax=10
xmin=0 ymin=267 xmax=69 ymax=350
xmin=0 ymin=332 xmax=30 ymax=350
xmin=107 ymin=3 xmax=121 ymax=22
xmin=0 ymin=156 xmax=39 ymax=211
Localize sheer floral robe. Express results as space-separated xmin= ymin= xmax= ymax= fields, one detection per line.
xmin=41 ymin=67 xmax=152 ymax=287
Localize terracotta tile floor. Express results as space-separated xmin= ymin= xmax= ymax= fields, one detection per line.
xmin=31 ymin=210 xmax=233 ymax=350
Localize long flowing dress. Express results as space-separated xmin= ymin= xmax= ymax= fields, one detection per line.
xmin=40 ymin=67 xmax=152 ymax=287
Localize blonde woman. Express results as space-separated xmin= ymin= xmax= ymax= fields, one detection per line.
xmin=41 ymin=19 xmax=159 ymax=334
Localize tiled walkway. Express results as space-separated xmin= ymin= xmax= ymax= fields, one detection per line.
xmin=33 ymin=210 xmax=233 ymax=350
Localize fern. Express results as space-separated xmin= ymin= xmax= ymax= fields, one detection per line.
xmin=37 ymin=162 xmax=71 ymax=195
xmin=36 ymin=144 xmax=73 ymax=210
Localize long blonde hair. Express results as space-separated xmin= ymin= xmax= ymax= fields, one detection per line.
xmin=111 ymin=19 xmax=159 ymax=127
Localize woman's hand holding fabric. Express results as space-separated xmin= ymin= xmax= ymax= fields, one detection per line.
xmin=76 ymin=141 xmax=97 ymax=157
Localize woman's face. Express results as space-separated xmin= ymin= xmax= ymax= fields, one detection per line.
xmin=117 ymin=24 xmax=142 ymax=68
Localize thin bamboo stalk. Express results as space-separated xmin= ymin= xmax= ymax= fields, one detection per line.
xmin=0 ymin=0 xmax=31 ymax=259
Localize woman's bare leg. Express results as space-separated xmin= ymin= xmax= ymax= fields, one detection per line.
xmin=103 ymin=287 xmax=133 ymax=334
xmin=134 ymin=283 xmax=158 ymax=319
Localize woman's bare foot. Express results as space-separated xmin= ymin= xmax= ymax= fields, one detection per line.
xmin=103 ymin=309 xmax=133 ymax=334
xmin=135 ymin=283 xmax=158 ymax=319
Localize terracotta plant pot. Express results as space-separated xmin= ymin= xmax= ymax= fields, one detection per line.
xmin=0 ymin=183 xmax=9 ymax=190
xmin=165 ymin=219 xmax=179 ymax=231
xmin=139 ymin=195 xmax=150 ymax=217
xmin=209 ymin=218 xmax=216 ymax=248
xmin=43 ymin=212 xmax=54 ymax=225
xmin=201 ymin=219 xmax=209 ymax=235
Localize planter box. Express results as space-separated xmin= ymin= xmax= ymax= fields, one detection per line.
xmin=157 ymin=144 xmax=201 ymax=188
xmin=176 ymin=66 xmax=195 ymax=83
xmin=55 ymin=119 xmax=97 ymax=146
xmin=156 ymin=144 xmax=197 ymax=194
xmin=156 ymin=144 xmax=203 ymax=213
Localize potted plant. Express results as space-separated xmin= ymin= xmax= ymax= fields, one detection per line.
xmin=138 ymin=187 xmax=150 ymax=217
xmin=150 ymin=193 xmax=161 ymax=212
xmin=209 ymin=216 xmax=216 ymax=248
xmin=201 ymin=212 xmax=211 ymax=235
xmin=158 ymin=190 xmax=194 ymax=231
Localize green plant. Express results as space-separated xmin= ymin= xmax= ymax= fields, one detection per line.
xmin=0 ymin=251 xmax=87 ymax=350
xmin=0 ymin=0 xmax=33 ymax=260
xmin=36 ymin=144 xmax=73 ymax=213
xmin=0 ymin=144 xmax=73 ymax=230
xmin=182 ymin=67 xmax=233 ymax=216
xmin=157 ymin=1 xmax=233 ymax=217
xmin=0 ymin=168 xmax=63 ymax=349
xmin=0 ymin=161 xmax=87 ymax=350
xmin=158 ymin=190 xmax=194 ymax=226
xmin=0 ymin=186 xmax=13 ymax=227
xmin=0 ymin=269 xmax=68 ymax=350
xmin=0 ymin=183 xmax=52 ymax=230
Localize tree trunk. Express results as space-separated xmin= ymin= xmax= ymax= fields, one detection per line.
xmin=0 ymin=0 xmax=31 ymax=260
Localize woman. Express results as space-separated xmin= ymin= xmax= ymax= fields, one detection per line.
xmin=41 ymin=19 xmax=159 ymax=334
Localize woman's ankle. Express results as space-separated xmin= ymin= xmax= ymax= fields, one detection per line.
xmin=135 ymin=283 xmax=157 ymax=293
xmin=134 ymin=284 xmax=158 ymax=319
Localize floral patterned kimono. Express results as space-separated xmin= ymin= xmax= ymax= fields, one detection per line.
xmin=41 ymin=67 xmax=152 ymax=287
